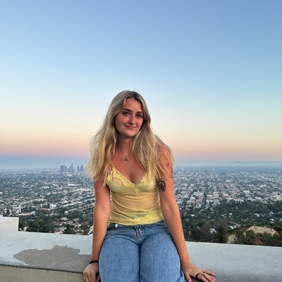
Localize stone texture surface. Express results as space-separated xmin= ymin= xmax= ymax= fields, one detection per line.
xmin=1 ymin=230 xmax=281 ymax=282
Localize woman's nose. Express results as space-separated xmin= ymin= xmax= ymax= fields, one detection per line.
xmin=129 ymin=115 xmax=135 ymax=124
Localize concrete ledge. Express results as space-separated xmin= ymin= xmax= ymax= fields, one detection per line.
xmin=0 ymin=265 xmax=83 ymax=282
xmin=0 ymin=230 xmax=90 ymax=273
xmin=0 ymin=230 xmax=281 ymax=282
xmin=0 ymin=215 xmax=19 ymax=231
xmin=186 ymin=241 xmax=281 ymax=281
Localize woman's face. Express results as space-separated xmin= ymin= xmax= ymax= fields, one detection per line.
xmin=114 ymin=98 xmax=144 ymax=139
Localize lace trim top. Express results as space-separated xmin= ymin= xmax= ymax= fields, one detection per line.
xmin=106 ymin=167 xmax=164 ymax=225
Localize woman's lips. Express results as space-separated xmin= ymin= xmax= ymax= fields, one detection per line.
xmin=125 ymin=125 xmax=135 ymax=130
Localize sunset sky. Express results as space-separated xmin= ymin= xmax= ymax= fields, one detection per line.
xmin=1 ymin=1 xmax=282 ymax=169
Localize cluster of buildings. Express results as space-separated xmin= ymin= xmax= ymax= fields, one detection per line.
xmin=0 ymin=164 xmax=281 ymax=234
xmin=0 ymin=165 xmax=93 ymax=233
xmin=60 ymin=163 xmax=84 ymax=174
xmin=174 ymin=166 xmax=282 ymax=209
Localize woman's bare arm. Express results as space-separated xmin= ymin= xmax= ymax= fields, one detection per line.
xmin=158 ymin=145 xmax=216 ymax=282
xmin=83 ymin=176 xmax=111 ymax=282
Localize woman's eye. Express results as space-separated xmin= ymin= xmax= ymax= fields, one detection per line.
xmin=136 ymin=114 xmax=143 ymax=119
xmin=122 ymin=111 xmax=130 ymax=116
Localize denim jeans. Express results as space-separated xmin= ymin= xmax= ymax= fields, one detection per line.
xmin=99 ymin=220 xmax=184 ymax=282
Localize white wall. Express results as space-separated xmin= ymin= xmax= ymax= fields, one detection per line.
xmin=0 ymin=215 xmax=19 ymax=231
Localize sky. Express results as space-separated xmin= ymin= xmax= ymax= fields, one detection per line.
xmin=1 ymin=0 xmax=282 ymax=169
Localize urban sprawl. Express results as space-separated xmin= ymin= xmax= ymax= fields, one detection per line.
xmin=1 ymin=163 xmax=281 ymax=245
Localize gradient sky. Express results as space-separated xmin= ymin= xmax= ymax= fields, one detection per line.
xmin=1 ymin=0 xmax=282 ymax=169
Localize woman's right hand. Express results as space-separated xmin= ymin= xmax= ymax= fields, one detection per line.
xmin=83 ymin=263 xmax=100 ymax=282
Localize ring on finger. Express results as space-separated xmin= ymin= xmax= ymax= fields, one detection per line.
xmin=196 ymin=272 xmax=205 ymax=279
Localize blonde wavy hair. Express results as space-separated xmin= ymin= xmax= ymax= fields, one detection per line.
xmin=86 ymin=90 xmax=174 ymax=184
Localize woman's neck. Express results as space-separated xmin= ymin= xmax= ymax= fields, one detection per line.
xmin=117 ymin=143 xmax=131 ymax=153
xmin=116 ymin=140 xmax=132 ymax=161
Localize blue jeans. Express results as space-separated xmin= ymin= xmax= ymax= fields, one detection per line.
xmin=99 ymin=220 xmax=184 ymax=282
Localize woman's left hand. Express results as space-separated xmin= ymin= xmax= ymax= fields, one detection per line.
xmin=181 ymin=261 xmax=216 ymax=282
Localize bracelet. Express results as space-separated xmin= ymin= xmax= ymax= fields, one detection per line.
xmin=89 ymin=260 xmax=99 ymax=264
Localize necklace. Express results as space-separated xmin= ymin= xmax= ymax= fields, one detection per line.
xmin=118 ymin=147 xmax=130 ymax=161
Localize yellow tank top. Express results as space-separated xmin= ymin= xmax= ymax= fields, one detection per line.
xmin=106 ymin=167 xmax=164 ymax=225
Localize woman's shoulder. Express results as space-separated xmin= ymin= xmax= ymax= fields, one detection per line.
xmin=155 ymin=138 xmax=174 ymax=169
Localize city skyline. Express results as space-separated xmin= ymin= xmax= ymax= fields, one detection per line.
xmin=1 ymin=1 xmax=282 ymax=169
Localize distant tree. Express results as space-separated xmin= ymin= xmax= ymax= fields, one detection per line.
xmin=234 ymin=230 xmax=246 ymax=245
xmin=81 ymin=223 xmax=90 ymax=235
xmin=245 ymin=230 xmax=256 ymax=245
xmin=190 ymin=226 xmax=205 ymax=242
xmin=213 ymin=219 xmax=228 ymax=243
xmin=258 ymin=232 xmax=282 ymax=246
xmin=202 ymin=221 xmax=212 ymax=242
xmin=19 ymin=217 xmax=26 ymax=230
xmin=64 ymin=224 xmax=75 ymax=234
xmin=26 ymin=217 xmax=54 ymax=233
xmin=214 ymin=225 xmax=227 ymax=243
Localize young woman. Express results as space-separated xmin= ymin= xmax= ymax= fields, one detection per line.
xmin=83 ymin=90 xmax=216 ymax=282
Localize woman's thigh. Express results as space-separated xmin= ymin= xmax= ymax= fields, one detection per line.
xmin=140 ymin=222 xmax=184 ymax=282
xmin=99 ymin=225 xmax=139 ymax=282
